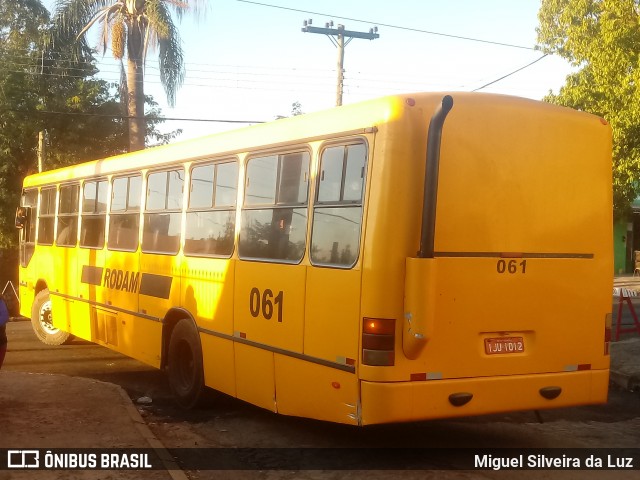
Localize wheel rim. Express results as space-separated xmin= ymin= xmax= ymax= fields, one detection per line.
xmin=38 ymin=299 xmax=58 ymax=334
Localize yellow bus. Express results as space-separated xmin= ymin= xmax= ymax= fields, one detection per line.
xmin=15 ymin=92 xmax=613 ymax=425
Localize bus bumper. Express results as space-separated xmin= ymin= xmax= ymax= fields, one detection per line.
xmin=360 ymin=369 xmax=609 ymax=425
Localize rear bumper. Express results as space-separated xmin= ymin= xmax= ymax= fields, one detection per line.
xmin=360 ymin=369 xmax=609 ymax=425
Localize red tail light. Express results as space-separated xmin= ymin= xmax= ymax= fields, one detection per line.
xmin=362 ymin=318 xmax=395 ymax=366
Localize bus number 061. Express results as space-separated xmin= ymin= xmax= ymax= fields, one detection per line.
xmin=496 ymin=259 xmax=527 ymax=274
xmin=249 ymin=288 xmax=284 ymax=322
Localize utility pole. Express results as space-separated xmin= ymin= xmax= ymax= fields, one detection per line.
xmin=37 ymin=131 xmax=47 ymax=173
xmin=302 ymin=20 xmax=379 ymax=106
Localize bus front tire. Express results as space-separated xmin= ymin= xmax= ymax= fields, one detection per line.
xmin=167 ymin=319 xmax=204 ymax=409
xmin=30 ymin=289 xmax=71 ymax=346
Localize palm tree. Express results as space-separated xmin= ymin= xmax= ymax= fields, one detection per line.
xmin=50 ymin=0 xmax=203 ymax=151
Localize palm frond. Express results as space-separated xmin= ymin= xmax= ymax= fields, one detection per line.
xmin=52 ymin=0 xmax=111 ymax=37
xmin=162 ymin=0 xmax=207 ymax=21
xmin=145 ymin=0 xmax=185 ymax=107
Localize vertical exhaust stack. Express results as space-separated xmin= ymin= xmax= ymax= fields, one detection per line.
xmin=419 ymin=95 xmax=454 ymax=259
xmin=403 ymin=96 xmax=454 ymax=360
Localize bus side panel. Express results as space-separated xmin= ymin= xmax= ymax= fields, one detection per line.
xmin=234 ymin=343 xmax=276 ymax=412
xmin=75 ymin=248 xmax=105 ymax=341
xmin=274 ymin=355 xmax=359 ymax=425
xmin=52 ymin=248 xmax=78 ymax=295
xmin=182 ymin=258 xmax=235 ymax=335
xmin=233 ymin=262 xmax=305 ymax=352
xmin=182 ymin=257 xmax=236 ymax=397
xmin=304 ymin=267 xmax=361 ymax=367
xmin=201 ymin=334 xmax=236 ymax=397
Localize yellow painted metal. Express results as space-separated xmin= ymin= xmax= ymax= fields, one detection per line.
xmin=360 ymin=369 xmax=610 ymax=425
xmin=274 ymin=354 xmax=359 ymax=425
xmin=17 ymin=92 xmax=612 ymax=425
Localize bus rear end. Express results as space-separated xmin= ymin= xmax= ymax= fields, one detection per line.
xmin=359 ymin=93 xmax=612 ymax=425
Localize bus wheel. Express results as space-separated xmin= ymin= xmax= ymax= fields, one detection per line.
xmin=168 ymin=319 xmax=204 ymax=409
xmin=30 ymin=289 xmax=71 ymax=346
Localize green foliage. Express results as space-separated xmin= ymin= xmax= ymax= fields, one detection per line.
xmin=0 ymin=0 xmax=179 ymax=249
xmin=50 ymin=0 xmax=204 ymax=149
xmin=537 ymin=0 xmax=640 ymax=217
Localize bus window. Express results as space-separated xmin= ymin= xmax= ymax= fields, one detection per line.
xmin=142 ymin=169 xmax=183 ymax=254
xmin=20 ymin=189 xmax=37 ymax=267
xmin=311 ymin=143 xmax=367 ymax=267
xmin=108 ymin=175 xmax=141 ymax=251
xmin=80 ymin=180 xmax=108 ymax=248
xmin=37 ymin=187 xmax=56 ymax=245
xmin=57 ymin=184 xmax=79 ymax=247
xmin=185 ymin=161 xmax=238 ymax=257
xmin=239 ymin=151 xmax=309 ymax=262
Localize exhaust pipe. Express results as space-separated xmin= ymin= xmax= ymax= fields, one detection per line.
xmin=418 ymin=95 xmax=454 ymax=258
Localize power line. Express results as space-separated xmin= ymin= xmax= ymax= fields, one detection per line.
xmin=7 ymin=108 xmax=266 ymax=124
xmin=237 ymin=0 xmax=535 ymax=51
xmin=472 ymin=54 xmax=549 ymax=92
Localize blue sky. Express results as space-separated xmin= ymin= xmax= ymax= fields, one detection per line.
xmin=43 ymin=0 xmax=572 ymax=139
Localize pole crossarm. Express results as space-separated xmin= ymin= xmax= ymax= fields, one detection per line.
xmin=301 ymin=25 xmax=380 ymax=40
xmin=301 ymin=20 xmax=380 ymax=106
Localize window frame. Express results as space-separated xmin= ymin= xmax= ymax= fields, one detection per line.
xmin=56 ymin=183 xmax=80 ymax=247
xmin=80 ymin=178 xmax=108 ymax=249
xmin=142 ymin=167 xmax=185 ymax=255
xmin=239 ymin=148 xmax=311 ymax=264
xmin=310 ymin=140 xmax=368 ymax=269
xmin=37 ymin=186 xmax=57 ymax=246
xmin=108 ymin=174 xmax=142 ymax=252
xmin=184 ymin=158 xmax=239 ymax=258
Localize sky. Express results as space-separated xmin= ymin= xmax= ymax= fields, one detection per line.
xmin=42 ymin=0 xmax=574 ymax=140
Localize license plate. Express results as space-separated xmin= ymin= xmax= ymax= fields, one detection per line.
xmin=484 ymin=337 xmax=524 ymax=355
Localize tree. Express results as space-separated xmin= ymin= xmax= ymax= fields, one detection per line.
xmin=537 ymin=0 xmax=640 ymax=217
xmin=49 ymin=0 xmax=203 ymax=152
xmin=0 ymin=0 xmax=178 ymax=251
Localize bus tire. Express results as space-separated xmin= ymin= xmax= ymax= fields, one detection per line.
xmin=168 ymin=319 xmax=204 ymax=409
xmin=30 ymin=289 xmax=71 ymax=346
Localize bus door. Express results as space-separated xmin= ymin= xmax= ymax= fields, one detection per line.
xmin=234 ymin=151 xmax=310 ymax=411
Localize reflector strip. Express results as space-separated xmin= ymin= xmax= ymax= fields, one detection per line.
xmin=410 ymin=372 xmax=443 ymax=381
xmin=564 ymin=364 xmax=592 ymax=372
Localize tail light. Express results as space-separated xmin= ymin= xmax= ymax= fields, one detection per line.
xmin=362 ymin=318 xmax=395 ymax=366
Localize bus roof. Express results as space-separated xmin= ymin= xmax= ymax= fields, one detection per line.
xmin=23 ymin=92 xmax=598 ymax=187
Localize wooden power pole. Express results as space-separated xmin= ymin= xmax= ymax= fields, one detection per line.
xmin=302 ymin=20 xmax=379 ymax=106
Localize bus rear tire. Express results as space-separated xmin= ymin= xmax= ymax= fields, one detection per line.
xmin=168 ymin=319 xmax=204 ymax=409
xmin=30 ymin=289 xmax=71 ymax=346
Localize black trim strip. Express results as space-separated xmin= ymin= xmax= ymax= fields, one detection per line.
xmin=139 ymin=273 xmax=173 ymax=299
xmin=434 ymin=252 xmax=594 ymax=259
xmin=50 ymin=291 xmax=162 ymax=322
xmin=48 ymin=291 xmax=356 ymax=374
xmin=199 ymin=327 xmax=356 ymax=374
xmin=81 ymin=265 xmax=104 ymax=286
